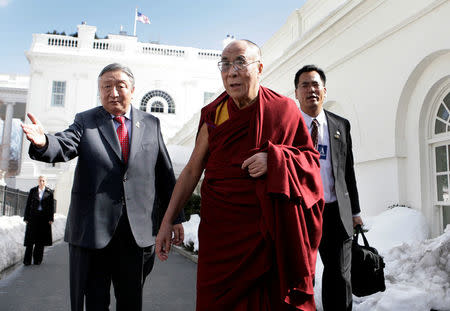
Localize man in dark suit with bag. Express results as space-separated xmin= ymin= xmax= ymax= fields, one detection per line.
xmin=294 ymin=65 xmax=364 ymax=310
xmin=21 ymin=63 xmax=184 ymax=311
xmin=23 ymin=175 xmax=55 ymax=266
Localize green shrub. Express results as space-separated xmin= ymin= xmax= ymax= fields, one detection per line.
xmin=184 ymin=194 xmax=201 ymax=221
xmin=183 ymin=241 xmax=198 ymax=255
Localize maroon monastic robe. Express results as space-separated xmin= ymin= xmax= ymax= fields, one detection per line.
xmin=196 ymin=86 xmax=324 ymax=311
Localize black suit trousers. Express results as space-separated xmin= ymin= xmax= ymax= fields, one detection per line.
xmin=69 ymin=209 xmax=155 ymax=311
xmin=24 ymin=244 xmax=44 ymax=264
xmin=319 ymin=201 xmax=353 ymax=311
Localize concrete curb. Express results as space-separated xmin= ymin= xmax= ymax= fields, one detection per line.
xmin=172 ymin=245 xmax=198 ymax=264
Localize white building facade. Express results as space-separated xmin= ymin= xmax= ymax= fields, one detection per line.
xmin=0 ymin=74 xmax=28 ymax=188
xmin=262 ymin=0 xmax=450 ymax=237
xmin=14 ymin=23 xmax=222 ymax=214
xmin=170 ymin=0 xmax=450 ymax=237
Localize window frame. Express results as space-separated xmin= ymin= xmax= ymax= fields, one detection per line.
xmin=51 ymin=81 xmax=66 ymax=107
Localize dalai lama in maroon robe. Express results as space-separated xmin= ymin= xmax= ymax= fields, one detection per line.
xmin=156 ymin=39 xmax=324 ymax=311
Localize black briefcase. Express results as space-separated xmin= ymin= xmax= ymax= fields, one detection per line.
xmin=351 ymin=225 xmax=386 ymax=297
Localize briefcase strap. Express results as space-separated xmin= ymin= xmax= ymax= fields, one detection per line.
xmin=354 ymin=225 xmax=370 ymax=247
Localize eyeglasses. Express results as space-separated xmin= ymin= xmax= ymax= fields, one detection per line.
xmin=217 ymin=59 xmax=260 ymax=72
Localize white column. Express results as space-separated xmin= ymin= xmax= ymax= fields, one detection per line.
xmin=0 ymin=102 xmax=15 ymax=185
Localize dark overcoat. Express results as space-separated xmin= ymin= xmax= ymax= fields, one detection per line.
xmin=23 ymin=186 xmax=55 ymax=246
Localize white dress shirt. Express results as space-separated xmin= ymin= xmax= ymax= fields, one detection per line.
xmin=38 ymin=187 xmax=45 ymax=211
xmin=301 ymin=109 xmax=337 ymax=203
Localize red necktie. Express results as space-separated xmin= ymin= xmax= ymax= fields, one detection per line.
xmin=310 ymin=119 xmax=319 ymax=150
xmin=114 ymin=116 xmax=129 ymax=163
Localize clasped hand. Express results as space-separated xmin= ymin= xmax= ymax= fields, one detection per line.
xmin=241 ymin=152 xmax=267 ymax=178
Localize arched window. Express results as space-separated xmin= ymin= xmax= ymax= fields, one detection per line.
xmin=431 ymin=90 xmax=450 ymax=232
xmin=140 ymin=90 xmax=175 ymax=114
xmin=434 ymin=92 xmax=450 ymax=134
xmin=151 ymin=101 xmax=164 ymax=113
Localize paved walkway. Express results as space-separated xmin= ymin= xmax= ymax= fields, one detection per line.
xmin=0 ymin=242 xmax=197 ymax=311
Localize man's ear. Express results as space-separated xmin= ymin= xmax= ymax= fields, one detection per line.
xmin=295 ymin=87 xmax=300 ymax=102
xmin=258 ymin=62 xmax=263 ymax=74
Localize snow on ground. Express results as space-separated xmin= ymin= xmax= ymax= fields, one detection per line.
xmin=1 ymin=208 xmax=449 ymax=310
xmin=0 ymin=214 xmax=66 ymax=272
xmin=349 ymin=206 xmax=448 ymax=311
xmin=362 ymin=206 xmax=430 ymax=253
xmin=183 ymin=207 xmax=450 ymax=311
xmin=183 ymin=214 xmax=200 ymax=252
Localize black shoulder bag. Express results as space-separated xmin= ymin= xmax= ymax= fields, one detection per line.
xmin=351 ymin=225 xmax=386 ymax=297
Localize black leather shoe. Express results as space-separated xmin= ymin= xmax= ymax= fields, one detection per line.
xmin=33 ymin=261 xmax=42 ymax=265
xmin=23 ymin=262 xmax=31 ymax=266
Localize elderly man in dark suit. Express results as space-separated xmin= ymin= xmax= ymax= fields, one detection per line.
xmin=294 ymin=65 xmax=364 ymax=311
xmin=23 ymin=175 xmax=55 ymax=266
xmin=21 ymin=63 xmax=184 ymax=311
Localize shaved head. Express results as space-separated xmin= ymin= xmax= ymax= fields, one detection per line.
xmin=224 ymin=39 xmax=261 ymax=60
xmin=241 ymin=40 xmax=262 ymax=59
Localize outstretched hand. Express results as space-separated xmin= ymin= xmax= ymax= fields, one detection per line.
xmin=21 ymin=113 xmax=47 ymax=148
xmin=242 ymin=152 xmax=268 ymax=178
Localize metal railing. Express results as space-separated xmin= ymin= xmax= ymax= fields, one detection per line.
xmin=93 ymin=39 xmax=124 ymax=51
xmin=0 ymin=186 xmax=29 ymax=217
xmin=47 ymin=36 xmax=78 ymax=48
xmin=197 ymin=51 xmax=221 ymax=60
xmin=141 ymin=45 xmax=186 ymax=57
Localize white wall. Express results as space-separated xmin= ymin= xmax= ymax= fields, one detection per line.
xmin=167 ymin=1 xmax=450 ymax=235
xmin=15 ymin=25 xmax=223 ymax=208
xmin=400 ymin=52 xmax=450 ymax=237
xmin=259 ymin=0 xmax=450 ymax=235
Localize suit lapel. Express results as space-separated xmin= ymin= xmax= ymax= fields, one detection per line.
xmin=96 ymin=108 xmax=122 ymax=162
xmin=326 ymin=111 xmax=342 ymax=180
xmin=42 ymin=188 xmax=49 ymax=200
xmin=128 ymin=107 xmax=146 ymax=165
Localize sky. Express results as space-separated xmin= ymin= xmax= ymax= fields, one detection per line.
xmin=0 ymin=0 xmax=307 ymax=75
xmin=2 ymin=206 xmax=449 ymax=310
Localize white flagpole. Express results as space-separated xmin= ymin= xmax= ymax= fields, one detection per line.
xmin=133 ymin=7 xmax=137 ymax=36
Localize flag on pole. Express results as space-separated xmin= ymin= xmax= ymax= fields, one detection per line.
xmin=136 ymin=12 xmax=151 ymax=24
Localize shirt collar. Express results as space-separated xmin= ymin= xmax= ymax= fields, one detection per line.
xmin=300 ymin=108 xmax=326 ymax=129
xmin=110 ymin=106 xmax=132 ymax=120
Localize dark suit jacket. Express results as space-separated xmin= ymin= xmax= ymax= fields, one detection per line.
xmin=23 ymin=186 xmax=54 ymax=246
xmin=29 ymin=106 xmax=182 ymax=249
xmin=325 ymin=110 xmax=360 ymax=237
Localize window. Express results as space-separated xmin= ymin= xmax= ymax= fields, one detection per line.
xmin=204 ymin=92 xmax=215 ymax=105
xmin=432 ymin=90 xmax=450 ymax=231
xmin=51 ymin=81 xmax=66 ymax=107
xmin=434 ymin=92 xmax=450 ymax=134
xmin=96 ymin=91 xmax=103 ymax=106
xmin=140 ymin=90 xmax=175 ymax=114
xmin=434 ymin=145 xmax=449 ymax=202
xmin=168 ymin=103 xmax=175 ymax=114
xmin=46 ymin=162 xmax=60 ymax=168
xmin=151 ymin=101 xmax=164 ymax=113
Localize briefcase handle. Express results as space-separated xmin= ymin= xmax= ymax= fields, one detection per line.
xmin=354 ymin=224 xmax=370 ymax=248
